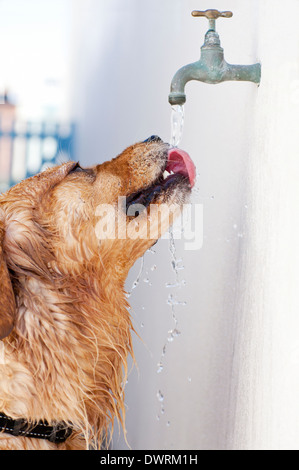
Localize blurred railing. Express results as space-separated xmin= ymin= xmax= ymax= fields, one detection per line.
xmin=0 ymin=117 xmax=75 ymax=193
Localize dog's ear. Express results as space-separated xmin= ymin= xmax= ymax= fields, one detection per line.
xmin=0 ymin=162 xmax=78 ymax=339
xmin=0 ymin=221 xmax=16 ymax=339
xmin=19 ymin=161 xmax=78 ymax=198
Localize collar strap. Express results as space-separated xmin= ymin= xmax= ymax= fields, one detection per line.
xmin=0 ymin=412 xmax=73 ymax=444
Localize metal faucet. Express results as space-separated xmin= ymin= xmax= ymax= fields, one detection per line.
xmin=168 ymin=9 xmax=261 ymax=106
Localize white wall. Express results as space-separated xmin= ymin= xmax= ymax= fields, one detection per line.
xmin=71 ymin=0 xmax=299 ymax=450
xmin=227 ymin=1 xmax=299 ymax=450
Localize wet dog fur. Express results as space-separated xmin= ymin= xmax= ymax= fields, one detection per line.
xmin=0 ymin=138 xmax=191 ymax=449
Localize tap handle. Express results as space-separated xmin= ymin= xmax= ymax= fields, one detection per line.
xmin=191 ymin=9 xmax=233 ymax=20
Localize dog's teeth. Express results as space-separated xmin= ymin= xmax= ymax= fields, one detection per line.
xmin=163 ymin=170 xmax=170 ymax=180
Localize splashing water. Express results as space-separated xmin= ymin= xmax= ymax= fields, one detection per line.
xmin=170 ymin=105 xmax=185 ymax=147
xmin=157 ymin=389 xmax=164 ymax=403
xmin=156 ymin=229 xmax=187 ymax=376
xmin=156 ymin=390 xmax=165 ymax=420
xmin=126 ymin=256 xmax=145 ymax=298
xmin=128 ymin=103 xmax=186 ymax=421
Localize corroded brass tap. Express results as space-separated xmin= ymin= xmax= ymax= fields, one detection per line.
xmin=169 ymin=9 xmax=261 ymax=106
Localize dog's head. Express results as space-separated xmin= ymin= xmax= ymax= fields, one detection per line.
xmin=0 ymin=136 xmax=195 ymax=340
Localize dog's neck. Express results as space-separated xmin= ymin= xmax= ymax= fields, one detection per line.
xmin=0 ymin=269 xmax=133 ymax=448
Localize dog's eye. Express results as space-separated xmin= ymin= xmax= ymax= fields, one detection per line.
xmin=70 ymin=163 xmax=85 ymax=173
xmin=68 ymin=162 xmax=95 ymax=180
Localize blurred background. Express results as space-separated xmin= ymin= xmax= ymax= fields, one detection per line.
xmin=1 ymin=0 xmax=299 ymax=450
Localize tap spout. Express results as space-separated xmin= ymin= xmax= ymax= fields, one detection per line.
xmin=169 ymin=61 xmax=207 ymax=106
xmin=169 ymin=59 xmax=261 ymax=105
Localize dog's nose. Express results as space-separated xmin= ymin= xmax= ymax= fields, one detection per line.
xmin=143 ymin=135 xmax=162 ymax=143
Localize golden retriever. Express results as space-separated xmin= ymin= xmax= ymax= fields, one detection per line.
xmin=0 ymin=136 xmax=195 ymax=449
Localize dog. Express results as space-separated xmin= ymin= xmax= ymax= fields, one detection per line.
xmin=0 ymin=135 xmax=195 ymax=449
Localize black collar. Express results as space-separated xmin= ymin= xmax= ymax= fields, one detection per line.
xmin=0 ymin=412 xmax=73 ymax=444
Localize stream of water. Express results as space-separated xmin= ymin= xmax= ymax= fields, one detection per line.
xmin=155 ymin=105 xmax=188 ymax=423
xmin=128 ymin=105 xmax=188 ymax=426
xmin=170 ymin=105 xmax=185 ymax=148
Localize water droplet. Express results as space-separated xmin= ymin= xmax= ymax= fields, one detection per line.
xmin=167 ymin=294 xmax=175 ymax=306
xmin=167 ymin=294 xmax=186 ymax=307
xmin=127 ymin=256 xmax=145 ymax=297
xmin=188 ymin=376 xmax=192 ymax=383
xmin=171 ymin=258 xmax=184 ymax=271
xmin=157 ymin=390 xmax=164 ymax=402
xmin=166 ymin=281 xmax=180 ymax=289
xmin=166 ymin=421 xmax=171 ymax=427
xmin=141 ymin=322 xmax=144 ymax=328
xmin=151 ymin=264 xmax=157 ymax=271
xmin=157 ymin=363 xmax=163 ymax=374
xmin=167 ymin=328 xmax=181 ymax=342
xmin=166 ymin=279 xmax=187 ymax=289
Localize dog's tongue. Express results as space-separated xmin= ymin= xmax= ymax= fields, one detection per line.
xmin=167 ymin=148 xmax=196 ymax=188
